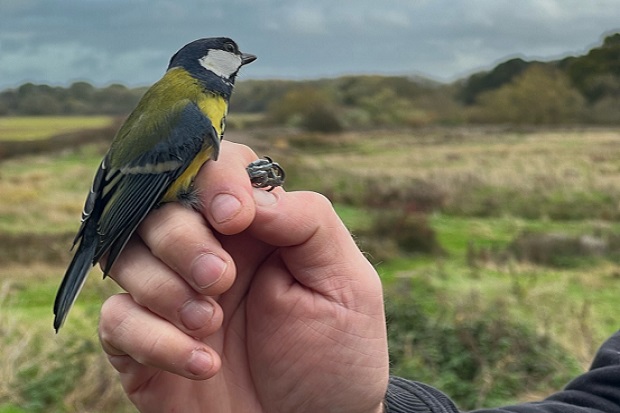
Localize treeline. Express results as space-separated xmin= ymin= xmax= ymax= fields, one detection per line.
xmin=0 ymin=82 xmax=147 ymax=116
xmin=233 ymin=75 xmax=459 ymax=131
xmin=1 ymin=32 xmax=619 ymax=128
xmin=460 ymin=32 xmax=620 ymax=124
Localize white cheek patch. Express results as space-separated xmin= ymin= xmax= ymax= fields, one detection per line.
xmin=199 ymin=49 xmax=242 ymax=79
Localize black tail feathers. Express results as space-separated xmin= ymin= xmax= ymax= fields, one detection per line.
xmin=53 ymin=235 xmax=97 ymax=332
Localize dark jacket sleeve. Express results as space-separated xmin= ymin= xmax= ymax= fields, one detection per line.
xmin=384 ymin=330 xmax=620 ymax=413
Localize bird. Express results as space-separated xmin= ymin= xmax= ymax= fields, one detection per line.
xmin=53 ymin=37 xmax=258 ymax=331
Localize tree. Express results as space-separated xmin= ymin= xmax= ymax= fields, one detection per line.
xmin=69 ymin=81 xmax=95 ymax=101
xmin=459 ymin=58 xmax=532 ymax=104
xmin=267 ymin=86 xmax=342 ymax=132
xmin=475 ymin=65 xmax=585 ymax=124
xmin=564 ymin=33 xmax=620 ymax=101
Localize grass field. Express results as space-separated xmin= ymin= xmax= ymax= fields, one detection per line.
xmin=1 ymin=120 xmax=620 ymax=411
xmin=0 ymin=116 xmax=114 ymax=141
xmin=0 ymin=144 xmax=105 ymax=234
xmin=292 ymin=127 xmax=620 ymax=219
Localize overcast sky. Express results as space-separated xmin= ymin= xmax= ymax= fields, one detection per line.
xmin=1 ymin=0 xmax=619 ymax=89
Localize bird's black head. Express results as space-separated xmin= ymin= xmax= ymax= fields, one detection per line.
xmin=167 ymin=37 xmax=256 ymax=98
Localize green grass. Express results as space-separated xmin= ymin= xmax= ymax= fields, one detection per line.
xmin=374 ymin=214 xmax=619 ymax=365
xmin=334 ymin=200 xmax=619 ymax=369
xmin=0 ymin=404 xmax=29 ymax=413
xmin=1 ymin=263 xmax=128 ymax=412
xmin=334 ymin=203 xmax=373 ymax=231
xmin=0 ymin=116 xmax=113 ymax=141
xmin=430 ymin=214 xmax=620 ymax=253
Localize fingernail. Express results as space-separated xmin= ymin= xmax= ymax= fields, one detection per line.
xmin=187 ymin=348 xmax=212 ymax=376
xmin=210 ymin=193 xmax=242 ymax=223
xmin=253 ymin=188 xmax=277 ymax=206
xmin=180 ymin=299 xmax=214 ymax=331
xmin=191 ymin=254 xmax=227 ymax=289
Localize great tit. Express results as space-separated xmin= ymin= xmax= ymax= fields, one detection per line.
xmin=54 ymin=37 xmax=266 ymax=331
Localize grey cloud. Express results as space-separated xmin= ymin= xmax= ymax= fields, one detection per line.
xmin=0 ymin=0 xmax=618 ymax=88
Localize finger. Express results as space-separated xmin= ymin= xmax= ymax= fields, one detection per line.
xmin=107 ymin=232 xmax=224 ymax=337
xmin=99 ymin=293 xmax=221 ymax=384
xmin=137 ymin=203 xmax=236 ymax=296
xmin=195 ymin=141 xmax=263 ymax=235
xmin=249 ymin=189 xmax=383 ymax=311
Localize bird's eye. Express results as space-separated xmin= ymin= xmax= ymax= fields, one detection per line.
xmin=224 ymin=42 xmax=237 ymax=53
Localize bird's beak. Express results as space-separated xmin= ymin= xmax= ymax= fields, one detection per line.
xmin=241 ymin=52 xmax=257 ymax=66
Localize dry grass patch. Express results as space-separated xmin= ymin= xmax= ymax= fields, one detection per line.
xmin=0 ymin=116 xmax=113 ymax=141
xmin=287 ymin=127 xmax=620 ymax=219
xmin=0 ymin=144 xmax=104 ymax=233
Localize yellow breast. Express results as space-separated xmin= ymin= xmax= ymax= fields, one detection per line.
xmin=161 ymin=90 xmax=228 ymax=203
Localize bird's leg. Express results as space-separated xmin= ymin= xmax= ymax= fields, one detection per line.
xmin=246 ymin=157 xmax=285 ymax=191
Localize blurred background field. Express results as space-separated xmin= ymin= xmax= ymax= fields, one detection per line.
xmin=3 ymin=124 xmax=620 ymax=412
xmin=0 ymin=117 xmax=113 ymax=141
xmin=2 ymin=32 xmax=620 ymax=413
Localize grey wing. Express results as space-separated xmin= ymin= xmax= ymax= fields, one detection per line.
xmin=94 ymin=167 xmax=172 ymax=273
xmin=79 ymin=102 xmax=219 ymax=275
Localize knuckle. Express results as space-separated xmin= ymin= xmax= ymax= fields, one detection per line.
xmin=150 ymin=219 xmax=188 ymax=256
xmin=146 ymin=210 xmax=206 ymax=265
xmin=99 ymin=294 xmax=131 ymax=348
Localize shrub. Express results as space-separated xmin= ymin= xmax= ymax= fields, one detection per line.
xmin=300 ymin=106 xmax=343 ymax=133
xmin=509 ymin=231 xmax=607 ymax=268
xmin=386 ymin=284 xmax=581 ymax=410
xmin=266 ymin=86 xmax=342 ymax=132
xmin=367 ymin=211 xmax=442 ymax=254
xmin=354 ymin=211 xmax=442 ymax=262
xmin=473 ymin=65 xmax=585 ymax=124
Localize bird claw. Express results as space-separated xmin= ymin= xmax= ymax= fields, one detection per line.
xmin=246 ymin=157 xmax=285 ymax=191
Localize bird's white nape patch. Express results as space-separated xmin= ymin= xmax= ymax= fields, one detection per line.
xmin=199 ymin=49 xmax=242 ymax=79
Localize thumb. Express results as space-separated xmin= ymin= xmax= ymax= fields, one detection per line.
xmin=249 ymin=189 xmax=382 ymax=310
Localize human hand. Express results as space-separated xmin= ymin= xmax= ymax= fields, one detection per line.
xmin=98 ymin=141 xmax=389 ymax=413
